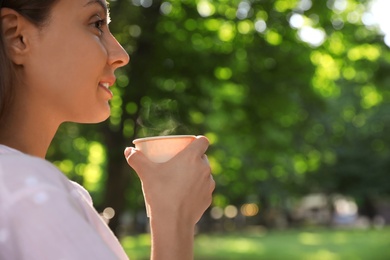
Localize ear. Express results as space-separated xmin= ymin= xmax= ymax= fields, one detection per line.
xmin=1 ymin=8 xmax=35 ymax=65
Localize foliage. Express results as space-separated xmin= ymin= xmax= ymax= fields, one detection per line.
xmin=48 ymin=0 xmax=390 ymax=231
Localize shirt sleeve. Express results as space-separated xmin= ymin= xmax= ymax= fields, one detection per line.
xmin=8 ymin=184 xmax=120 ymax=260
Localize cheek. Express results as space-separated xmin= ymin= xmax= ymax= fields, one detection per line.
xmin=59 ymin=37 xmax=108 ymax=75
xmin=26 ymin=22 xmax=106 ymax=84
xmin=41 ymin=37 xmax=107 ymax=87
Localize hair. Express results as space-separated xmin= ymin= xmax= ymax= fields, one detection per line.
xmin=0 ymin=0 xmax=60 ymax=122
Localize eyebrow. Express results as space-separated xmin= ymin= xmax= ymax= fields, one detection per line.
xmin=84 ymin=0 xmax=109 ymax=14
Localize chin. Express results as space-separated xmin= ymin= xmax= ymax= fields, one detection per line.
xmin=71 ymin=106 xmax=111 ymax=124
xmin=86 ymin=113 xmax=110 ymax=124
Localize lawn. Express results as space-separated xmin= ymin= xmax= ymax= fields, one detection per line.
xmin=121 ymin=227 xmax=390 ymax=260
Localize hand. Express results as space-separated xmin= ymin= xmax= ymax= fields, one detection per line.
xmin=124 ymin=136 xmax=215 ymax=225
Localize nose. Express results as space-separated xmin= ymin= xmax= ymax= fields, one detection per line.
xmin=107 ymin=33 xmax=130 ymax=69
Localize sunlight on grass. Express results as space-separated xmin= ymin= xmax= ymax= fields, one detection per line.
xmin=195 ymin=235 xmax=265 ymax=257
xmin=122 ymin=228 xmax=390 ymax=260
xmin=332 ymin=232 xmax=348 ymax=244
xmin=121 ymin=234 xmax=151 ymax=260
xmin=303 ymin=249 xmax=340 ymax=260
xmin=299 ymin=232 xmax=323 ymax=245
xmin=121 ymin=234 xmax=151 ymax=248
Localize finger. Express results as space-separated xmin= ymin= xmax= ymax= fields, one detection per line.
xmin=202 ymin=154 xmax=209 ymax=164
xmin=124 ymin=147 xmax=133 ymax=158
xmin=124 ymin=147 xmax=151 ymax=176
xmin=182 ymin=135 xmax=209 ymax=157
xmin=210 ymin=177 xmax=216 ymax=192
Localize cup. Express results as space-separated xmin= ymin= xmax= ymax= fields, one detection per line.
xmin=133 ymin=135 xmax=196 ymax=163
xmin=132 ymin=135 xmax=196 ymax=216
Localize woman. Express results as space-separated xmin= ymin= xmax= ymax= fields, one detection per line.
xmin=0 ymin=0 xmax=215 ymax=259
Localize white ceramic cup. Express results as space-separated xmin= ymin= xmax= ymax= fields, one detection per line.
xmin=132 ymin=135 xmax=196 ymax=216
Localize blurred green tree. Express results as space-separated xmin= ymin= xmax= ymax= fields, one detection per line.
xmin=48 ymin=0 xmax=390 ymax=233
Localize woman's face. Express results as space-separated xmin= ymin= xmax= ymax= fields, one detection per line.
xmin=22 ymin=0 xmax=129 ymax=123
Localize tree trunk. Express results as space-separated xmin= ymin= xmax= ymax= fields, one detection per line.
xmin=101 ymin=0 xmax=163 ymax=235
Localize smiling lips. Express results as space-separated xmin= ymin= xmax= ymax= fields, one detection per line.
xmin=99 ymin=82 xmax=113 ymax=98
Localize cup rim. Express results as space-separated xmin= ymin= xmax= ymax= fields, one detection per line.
xmin=132 ymin=135 xmax=196 ymax=144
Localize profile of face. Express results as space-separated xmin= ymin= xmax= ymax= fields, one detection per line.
xmin=6 ymin=0 xmax=130 ymax=124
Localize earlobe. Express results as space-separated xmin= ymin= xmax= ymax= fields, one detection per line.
xmin=1 ymin=8 xmax=31 ymax=65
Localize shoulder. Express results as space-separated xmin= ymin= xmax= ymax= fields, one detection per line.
xmin=0 ymin=152 xmax=59 ymax=174
xmin=0 ymin=153 xmax=94 ymax=205
xmin=0 ymin=153 xmax=71 ymax=199
xmin=69 ymin=180 xmax=93 ymax=206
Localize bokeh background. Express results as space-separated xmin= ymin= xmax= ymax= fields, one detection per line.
xmin=49 ymin=0 xmax=390 ymax=258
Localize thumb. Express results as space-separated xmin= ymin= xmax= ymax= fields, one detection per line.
xmin=124 ymin=147 xmax=151 ymax=178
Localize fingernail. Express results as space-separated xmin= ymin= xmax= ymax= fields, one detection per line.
xmin=124 ymin=147 xmax=133 ymax=157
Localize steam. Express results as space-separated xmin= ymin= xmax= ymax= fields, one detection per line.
xmin=136 ymin=99 xmax=192 ymax=137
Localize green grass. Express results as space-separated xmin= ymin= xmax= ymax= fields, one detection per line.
xmin=121 ymin=228 xmax=390 ymax=260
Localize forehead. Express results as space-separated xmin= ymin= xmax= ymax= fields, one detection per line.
xmin=50 ymin=0 xmax=110 ymax=22
xmin=83 ymin=0 xmax=109 ymax=13
xmin=52 ymin=0 xmax=109 ymax=15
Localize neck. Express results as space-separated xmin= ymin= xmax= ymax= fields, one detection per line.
xmin=0 ymin=105 xmax=60 ymax=159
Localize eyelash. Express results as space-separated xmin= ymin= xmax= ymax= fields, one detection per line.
xmin=93 ymin=18 xmax=106 ymax=34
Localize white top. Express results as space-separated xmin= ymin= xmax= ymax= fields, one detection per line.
xmin=0 ymin=145 xmax=129 ymax=259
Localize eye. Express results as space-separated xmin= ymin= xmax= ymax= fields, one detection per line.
xmin=94 ymin=19 xmax=105 ymax=32
xmin=90 ymin=15 xmax=107 ymax=35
